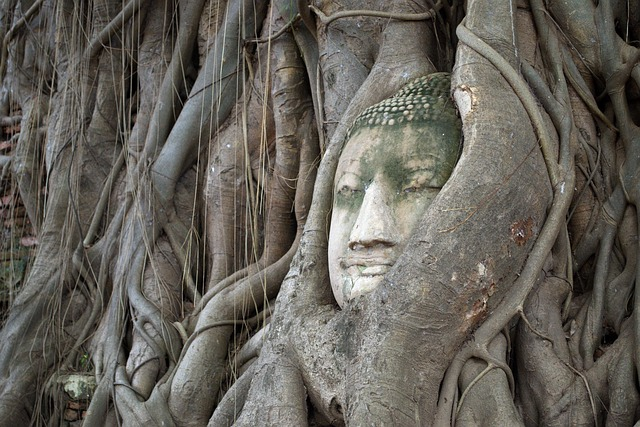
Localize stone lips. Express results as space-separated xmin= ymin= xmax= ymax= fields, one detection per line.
xmin=346 ymin=72 xmax=459 ymax=139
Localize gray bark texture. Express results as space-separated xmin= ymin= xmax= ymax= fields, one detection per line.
xmin=0 ymin=0 xmax=638 ymax=425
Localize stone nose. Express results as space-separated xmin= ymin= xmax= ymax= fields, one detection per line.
xmin=348 ymin=180 xmax=399 ymax=250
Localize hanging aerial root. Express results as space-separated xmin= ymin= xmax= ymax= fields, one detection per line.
xmin=309 ymin=0 xmax=442 ymax=27
xmin=579 ymin=187 xmax=626 ymax=368
xmin=435 ymin=20 xmax=577 ymax=424
xmin=12 ymin=97 xmax=47 ymax=233
xmin=457 ymin=20 xmax=560 ymax=186
xmin=561 ymin=47 xmax=616 ymax=132
xmin=84 ymin=148 xmax=126 ymax=247
xmin=207 ymin=362 xmax=258 ymax=426
xmin=84 ymin=0 xmax=149 ymax=60
xmin=0 ymin=0 xmax=45 ymax=81
xmin=591 ymin=1 xmax=640 ymax=388
xmin=457 ymin=332 xmax=520 ymax=423
xmin=263 ymin=27 xmax=309 ymax=264
xmin=95 ymin=2 xmax=270 ymax=407
xmin=163 ymin=208 xmax=202 ymax=304
xmin=232 ymin=359 xmax=308 ymax=427
xmin=167 ymin=237 xmax=299 ymax=424
xmin=133 ymin=0 xmax=208 ymax=177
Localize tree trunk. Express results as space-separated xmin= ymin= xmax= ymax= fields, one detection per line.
xmin=0 ymin=0 xmax=639 ymax=425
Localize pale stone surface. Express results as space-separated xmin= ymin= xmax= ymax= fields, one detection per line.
xmin=328 ymin=73 xmax=461 ymax=307
xmin=58 ymin=373 xmax=97 ymax=400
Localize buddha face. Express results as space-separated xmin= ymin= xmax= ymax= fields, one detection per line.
xmin=328 ymin=82 xmax=460 ymax=307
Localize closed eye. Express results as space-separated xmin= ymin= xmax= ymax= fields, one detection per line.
xmin=401 ymin=169 xmax=440 ymax=194
xmin=402 ymin=185 xmax=441 ymax=194
xmin=403 ymin=185 xmax=420 ymax=193
xmin=338 ymin=185 xmax=362 ymax=196
xmin=335 ymin=172 xmax=364 ymax=198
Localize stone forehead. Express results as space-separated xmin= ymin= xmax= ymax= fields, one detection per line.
xmin=347 ymin=72 xmax=459 ymax=139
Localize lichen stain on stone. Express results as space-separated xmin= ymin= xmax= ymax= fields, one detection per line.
xmin=510 ymin=217 xmax=534 ymax=246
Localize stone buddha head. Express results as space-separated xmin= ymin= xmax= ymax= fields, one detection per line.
xmin=328 ymin=73 xmax=462 ymax=307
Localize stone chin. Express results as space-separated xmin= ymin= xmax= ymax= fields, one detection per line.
xmin=338 ymin=273 xmax=386 ymax=304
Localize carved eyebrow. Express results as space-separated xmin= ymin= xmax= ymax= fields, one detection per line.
xmin=400 ymin=166 xmax=450 ymax=188
xmin=404 ymin=155 xmax=437 ymax=170
xmin=400 ymin=168 xmax=439 ymax=185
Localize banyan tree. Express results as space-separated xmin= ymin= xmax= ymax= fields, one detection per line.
xmin=1 ymin=0 xmax=640 ymax=425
